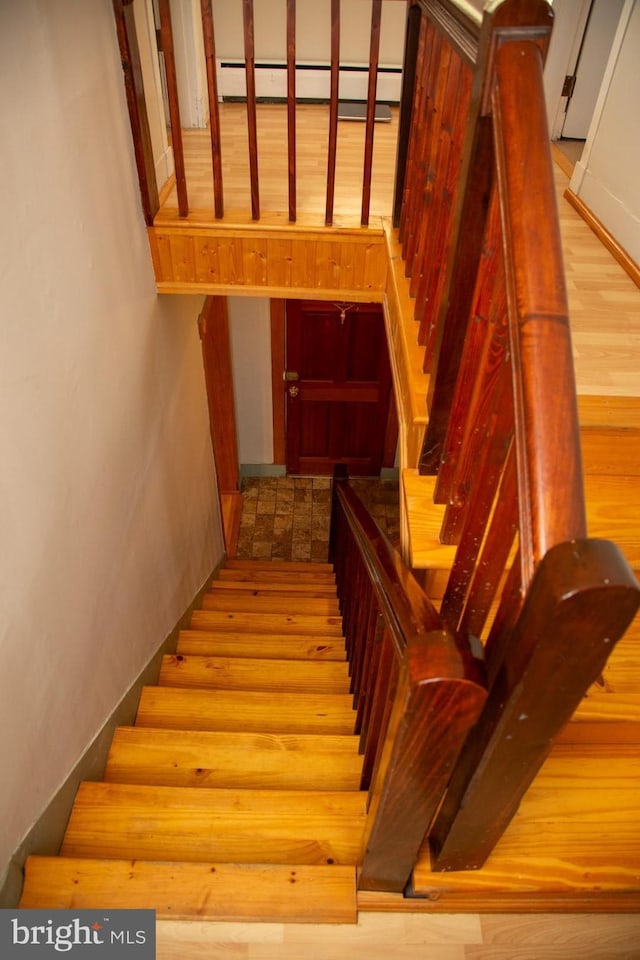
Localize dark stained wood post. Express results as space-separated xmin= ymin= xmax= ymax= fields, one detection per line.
xmin=325 ymin=0 xmax=340 ymax=226
xmin=243 ymin=0 xmax=260 ymax=220
xmin=287 ymin=0 xmax=297 ymax=222
xmin=112 ymin=0 xmax=159 ymax=225
xmin=200 ymin=0 xmax=224 ymax=218
xmin=393 ymin=0 xmax=422 ymax=229
xmin=157 ymin=0 xmax=188 ymax=217
xmin=361 ymin=0 xmax=382 ymax=226
xmin=359 ymin=631 xmax=486 ymax=891
xmin=430 ymin=539 xmax=640 ymax=872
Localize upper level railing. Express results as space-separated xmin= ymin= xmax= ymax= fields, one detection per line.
xmin=394 ymin=0 xmax=640 ymax=871
xmin=113 ymin=0 xmax=397 ymax=227
xmin=329 ymin=466 xmax=486 ymax=891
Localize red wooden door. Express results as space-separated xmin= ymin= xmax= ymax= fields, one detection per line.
xmin=285 ymin=300 xmax=393 ymax=476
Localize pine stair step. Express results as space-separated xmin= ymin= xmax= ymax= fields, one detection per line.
xmin=209 ymin=579 xmax=338 ymax=597
xmin=224 ymin=559 xmax=335 ymax=574
xmin=584 ymin=474 xmax=640 ymax=568
xmin=201 ymin=592 xmax=341 ymax=616
xmin=105 ymin=727 xmax=363 ymax=791
xmin=218 ymin=567 xmax=335 ymax=585
xmin=190 ymin=609 xmax=344 ymax=637
xmin=20 ymin=858 xmax=357 ymax=922
xmin=158 ymin=654 xmax=351 ymax=694
xmin=60 ymin=783 xmax=367 ymax=865
xmin=136 ymin=686 xmax=357 ymax=735
xmin=177 ymin=629 xmax=347 ymax=661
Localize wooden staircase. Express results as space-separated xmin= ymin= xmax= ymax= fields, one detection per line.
xmin=19 ymin=560 xmax=366 ymax=923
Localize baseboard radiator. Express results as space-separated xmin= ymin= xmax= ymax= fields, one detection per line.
xmin=217 ymin=60 xmax=402 ymax=104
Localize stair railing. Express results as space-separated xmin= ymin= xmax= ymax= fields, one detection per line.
xmin=114 ymin=0 xmax=390 ymax=226
xmin=328 ymin=466 xmax=486 ymax=892
xmin=393 ymin=0 xmax=640 ymax=871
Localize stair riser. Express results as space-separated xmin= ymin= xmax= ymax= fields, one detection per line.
xmin=191 ymin=610 xmax=344 ymax=636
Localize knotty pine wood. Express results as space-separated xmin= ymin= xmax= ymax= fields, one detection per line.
xmin=208 ymin=578 xmax=338 ymax=596
xmin=201 ymin=590 xmax=340 ymax=615
xmin=21 ymin=859 xmax=358 ymax=923
xmin=157 ymin=654 xmax=352 ymax=695
xmin=190 ymin=608 xmax=344 ymax=636
xmin=60 ymin=782 xmax=367 ymax=865
xmin=135 ymin=686 xmax=357 ymax=735
xmin=104 ymin=727 xmax=362 ymax=791
xmin=176 ymin=629 xmax=347 ymax=661
xmin=225 ymin=559 xmax=334 ymax=573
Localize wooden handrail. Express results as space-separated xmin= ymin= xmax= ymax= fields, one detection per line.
xmin=493 ymin=39 xmax=586 ymax=574
xmin=393 ymin=0 xmax=640 ymax=874
xmin=329 ymin=467 xmax=486 ymax=891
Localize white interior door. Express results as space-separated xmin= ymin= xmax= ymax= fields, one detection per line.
xmin=562 ymin=0 xmax=624 ymax=139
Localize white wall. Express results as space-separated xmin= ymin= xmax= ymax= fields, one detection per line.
xmin=570 ymin=0 xmax=640 ymax=263
xmin=0 ymin=0 xmax=224 ymax=883
xmin=212 ymin=0 xmax=406 ymax=65
xmin=228 ymin=298 xmax=274 ymax=465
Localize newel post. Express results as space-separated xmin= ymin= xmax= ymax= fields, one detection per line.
xmin=359 ymin=631 xmax=486 ymax=892
xmin=430 ymin=539 xmax=640 ymax=871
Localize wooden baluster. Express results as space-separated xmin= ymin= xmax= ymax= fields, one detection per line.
xmin=483 ymin=546 xmax=523 ymax=687
xmin=357 ymin=613 xmax=384 ymax=745
xmin=112 ymin=0 xmax=159 ymax=226
xmin=351 ymin=577 xmax=375 ymax=698
xmin=430 ymin=540 xmax=640 ymax=872
xmin=393 ymin=1 xmax=422 ymax=229
xmin=459 ymin=446 xmax=518 ymax=644
xmin=360 ymin=628 xmax=397 ymax=789
xmin=439 ymin=243 xmax=509 ymax=545
xmin=411 ymin=38 xmax=452 ymax=316
xmin=398 ymin=12 xmax=427 ymax=247
xmin=242 ymin=0 xmax=260 ymax=220
xmin=325 ymin=0 xmax=340 ymax=226
xmin=361 ymin=0 xmax=382 ymax=226
xmin=286 ymin=0 xmax=296 ymax=222
xmin=439 ymin=365 xmax=513 ymax=631
xmin=354 ymin=605 xmax=381 ymax=716
xmin=200 ymin=0 xmax=223 ymax=218
xmin=420 ymin=57 xmax=473 ymax=365
xmin=435 ymin=186 xmax=502 ymax=503
xmin=157 ymin=0 xmax=188 ymax=217
xmin=403 ymin=23 xmax=440 ymax=278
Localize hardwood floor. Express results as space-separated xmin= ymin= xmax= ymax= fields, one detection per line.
xmin=156 ymin=911 xmax=640 ymax=959
xmin=158 ymin=103 xmax=640 ymax=398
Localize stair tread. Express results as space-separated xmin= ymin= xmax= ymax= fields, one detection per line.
xmin=412 ymin=751 xmax=640 ymax=900
xmin=105 ymin=727 xmax=362 ymax=791
xmin=202 ymin=592 xmax=340 ymax=615
xmin=584 ymin=474 xmax=640 ymax=568
xmin=209 ymin=580 xmax=338 ymax=596
xmin=224 ymin=559 xmax=335 ymax=573
xmin=136 ymin=686 xmax=356 ymax=735
xmin=191 ymin=609 xmax=344 ymax=636
xmin=61 ymin=783 xmax=367 ymax=865
xmin=20 ymin=858 xmax=357 ymax=922
xmin=158 ymin=654 xmax=352 ymax=694
xmin=218 ymin=568 xmax=336 ymax=584
xmin=176 ymin=630 xmax=347 ymax=661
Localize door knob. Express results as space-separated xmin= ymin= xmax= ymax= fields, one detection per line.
xmin=289 ymin=385 xmax=299 ymax=398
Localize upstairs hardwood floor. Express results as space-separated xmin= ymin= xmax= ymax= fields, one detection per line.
xmin=157 ymin=102 xmax=640 ymax=399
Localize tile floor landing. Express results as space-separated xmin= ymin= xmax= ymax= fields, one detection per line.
xmin=236 ymin=476 xmax=400 ymax=563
